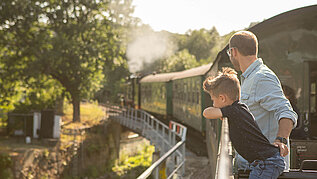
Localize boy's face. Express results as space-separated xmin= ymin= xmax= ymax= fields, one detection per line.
xmin=210 ymin=94 xmax=226 ymax=108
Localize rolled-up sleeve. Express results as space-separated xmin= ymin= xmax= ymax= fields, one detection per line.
xmin=254 ymin=73 xmax=298 ymax=128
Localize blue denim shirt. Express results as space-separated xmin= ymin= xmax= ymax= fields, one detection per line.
xmin=235 ymin=58 xmax=298 ymax=170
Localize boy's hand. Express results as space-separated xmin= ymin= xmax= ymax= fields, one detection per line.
xmin=273 ymin=141 xmax=289 ymax=157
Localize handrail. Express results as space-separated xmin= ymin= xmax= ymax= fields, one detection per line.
xmin=104 ymin=104 xmax=187 ymax=179
xmin=215 ymin=118 xmax=233 ymax=179
xmin=137 ymin=140 xmax=185 ymax=179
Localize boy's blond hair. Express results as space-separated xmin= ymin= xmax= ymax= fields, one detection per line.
xmin=203 ymin=67 xmax=240 ymax=101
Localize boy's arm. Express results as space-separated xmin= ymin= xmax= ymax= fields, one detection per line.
xmin=203 ymin=107 xmax=223 ymax=119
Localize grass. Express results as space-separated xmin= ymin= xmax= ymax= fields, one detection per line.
xmin=59 ymin=101 xmax=106 ymax=151
xmin=62 ymin=102 xmax=105 ymax=129
xmin=112 ymin=144 xmax=155 ymax=176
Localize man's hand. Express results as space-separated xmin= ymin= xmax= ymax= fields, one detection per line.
xmin=273 ymin=141 xmax=289 ymax=157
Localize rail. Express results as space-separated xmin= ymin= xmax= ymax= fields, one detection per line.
xmin=105 ymin=105 xmax=187 ymax=179
xmin=215 ymin=118 xmax=233 ymax=179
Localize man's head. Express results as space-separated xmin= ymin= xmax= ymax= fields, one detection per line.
xmin=203 ymin=67 xmax=240 ymax=108
xmin=228 ymin=31 xmax=258 ymax=71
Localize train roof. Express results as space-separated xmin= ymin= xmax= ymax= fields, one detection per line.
xmin=139 ymin=71 xmax=182 ymax=83
xmin=215 ymin=5 xmax=317 ymax=64
xmin=249 ymin=5 xmax=317 ymax=37
xmin=172 ymin=63 xmax=213 ymax=80
xmin=139 ymin=63 xmax=213 ymax=83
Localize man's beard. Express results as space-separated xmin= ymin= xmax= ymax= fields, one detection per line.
xmin=230 ymin=56 xmax=241 ymax=71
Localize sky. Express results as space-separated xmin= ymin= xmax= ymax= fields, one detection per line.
xmin=132 ymin=0 xmax=317 ymax=35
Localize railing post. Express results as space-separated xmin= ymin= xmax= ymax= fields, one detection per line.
xmin=134 ymin=109 xmax=137 ymax=130
xmin=130 ymin=109 xmax=133 ymax=128
xmin=155 ymin=121 xmax=159 ymax=146
xmin=162 ymin=127 xmax=165 ymax=153
xmin=141 ymin=112 xmax=145 ymax=135
xmin=151 ymin=117 xmax=154 ymax=141
xmin=181 ymin=142 xmax=186 ymax=176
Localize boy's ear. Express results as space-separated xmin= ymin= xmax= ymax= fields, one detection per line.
xmin=219 ymin=94 xmax=226 ymax=102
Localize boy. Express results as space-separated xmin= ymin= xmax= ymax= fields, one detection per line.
xmin=203 ymin=67 xmax=285 ymax=179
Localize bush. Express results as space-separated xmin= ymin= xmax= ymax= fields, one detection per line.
xmin=0 ymin=153 xmax=13 ymax=179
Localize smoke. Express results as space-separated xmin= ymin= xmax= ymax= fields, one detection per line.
xmin=126 ymin=29 xmax=176 ymax=73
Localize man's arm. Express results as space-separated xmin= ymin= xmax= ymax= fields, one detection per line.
xmin=273 ymin=118 xmax=294 ymax=157
xmin=276 ymin=118 xmax=294 ymax=138
xmin=255 ymin=74 xmax=297 ymax=157
xmin=203 ymin=107 xmax=223 ymax=119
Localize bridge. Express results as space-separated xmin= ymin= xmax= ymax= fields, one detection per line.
xmin=105 ymin=105 xmax=233 ymax=179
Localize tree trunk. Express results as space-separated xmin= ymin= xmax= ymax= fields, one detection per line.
xmin=72 ymin=97 xmax=80 ymax=122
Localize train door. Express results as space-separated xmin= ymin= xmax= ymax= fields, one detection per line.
xmin=309 ymin=62 xmax=317 ymax=139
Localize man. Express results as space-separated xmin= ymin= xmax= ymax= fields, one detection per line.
xmin=227 ymin=31 xmax=297 ymax=171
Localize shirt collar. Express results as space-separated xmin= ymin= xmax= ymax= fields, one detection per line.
xmin=241 ymin=58 xmax=263 ymax=79
xmin=232 ymin=100 xmax=240 ymax=106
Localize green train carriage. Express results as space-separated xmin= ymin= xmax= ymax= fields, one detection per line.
xmin=139 ymin=72 xmax=181 ymax=116
xmin=171 ymin=64 xmax=213 ymax=133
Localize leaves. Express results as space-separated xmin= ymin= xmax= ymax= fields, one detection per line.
xmin=0 ymin=0 xmax=134 ymax=120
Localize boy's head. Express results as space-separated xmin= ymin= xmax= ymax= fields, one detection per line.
xmin=203 ymin=67 xmax=240 ymax=108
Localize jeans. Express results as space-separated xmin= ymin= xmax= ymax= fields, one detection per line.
xmin=249 ymin=152 xmax=285 ymax=179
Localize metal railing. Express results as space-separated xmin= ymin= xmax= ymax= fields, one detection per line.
xmin=105 ymin=105 xmax=187 ymax=179
xmin=215 ymin=118 xmax=233 ymax=179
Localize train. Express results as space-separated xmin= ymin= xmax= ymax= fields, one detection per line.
xmin=124 ymin=5 xmax=317 ymax=178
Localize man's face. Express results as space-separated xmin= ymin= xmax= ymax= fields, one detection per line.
xmin=228 ymin=46 xmax=241 ymax=71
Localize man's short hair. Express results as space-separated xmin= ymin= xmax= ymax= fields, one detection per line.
xmin=229 ymin=31 xmax=258 ymax=56
xmin=203 ymin=67 xmax=240 ymax=101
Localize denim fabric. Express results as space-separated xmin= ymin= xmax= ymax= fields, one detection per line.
xmin=249 ymin=152 xmax=285 ymax=179
xmin=233 ymin=154 xmax=250 ymax=173
xmin=236 ymin=58 xmax=298 ymax=170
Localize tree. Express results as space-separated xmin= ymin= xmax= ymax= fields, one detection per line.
xmin=0 ymin=0 xmax=128 ymax=122
xmin=161 ymin=49 xmax=198 ymax=73
xmin=180 ymin=27 xmax=220 ymax=62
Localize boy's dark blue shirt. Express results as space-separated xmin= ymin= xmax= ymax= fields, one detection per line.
xmin=220 ymin=100 xmax=279 ymax=163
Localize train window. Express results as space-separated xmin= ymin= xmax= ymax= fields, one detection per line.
xmin=181 ymin=83 xmax=187 ymax=101
xmin=175 ymin=84 xmax=178 ymax=100
xmin=309 ymin=62 xmax=317 ymax=138
xmin=197 ymin=92 xmax=200 ymax=104
xmin=188 ymin=80 xmax=191 ymax=103
xmin=311 ymin=82 xmax=316 ymax=113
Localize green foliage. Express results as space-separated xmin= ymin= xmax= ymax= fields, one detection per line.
xmin=0 ymin=153 xmax=13 ymax=179
xmin=0 ymin=0 xmax=134 ymax=121
xmin=178 ymin=27 xmax=220 ymax=62
xmin=161 ymin=49 xmax=199 ymax=73
xmin=112 ymin=144 xmax=154 ymax=176
xmin=84 ymin=165 xmax=100 ymax=178
xmin=13 ymin=76 xmax=64 ymax=113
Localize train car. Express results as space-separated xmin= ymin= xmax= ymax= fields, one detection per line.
xmin=171 ymin=63 xmax=223 ymax=175
xmin=124 ymin=74 xmax=141 ymax=108
xmin=172 ymin=63 xmax=213 ymax=133
xmin=139 ymin=72 xmax=181 ymax=116
xmin=207 ymin=4 xmax=317 ymax=177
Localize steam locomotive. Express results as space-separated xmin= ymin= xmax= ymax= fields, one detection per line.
xmin=124 ymin=5 xmax=317 ymax=178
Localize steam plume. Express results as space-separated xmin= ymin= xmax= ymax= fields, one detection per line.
xmin=126 ymin=29 xmax=176 ymax=73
